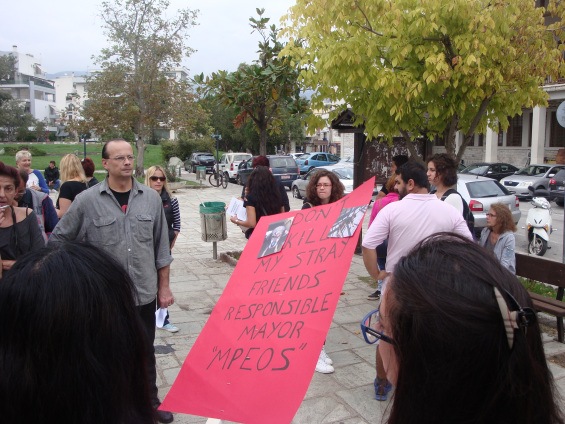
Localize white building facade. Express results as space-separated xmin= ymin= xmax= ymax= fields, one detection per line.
xmin=0 ymin=46 xmax=57 ymax=125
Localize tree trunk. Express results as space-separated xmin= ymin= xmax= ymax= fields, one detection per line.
xmin=399 ymin=130 xmax=426 ymax=166
xmin=259 ymin=125 xmax=267 ymax=156
xmin=135 ymin=134 xmax=147 ymax=177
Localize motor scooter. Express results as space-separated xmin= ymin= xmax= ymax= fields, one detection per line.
xmin=526 ymin=186 xmax=552 ymax=256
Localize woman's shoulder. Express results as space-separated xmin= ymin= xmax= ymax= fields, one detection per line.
xmin=14 ymin=207 xmax=35 ymax=223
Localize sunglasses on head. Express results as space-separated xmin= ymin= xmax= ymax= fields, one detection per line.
xmin=150 ymin=176 xmax=166 ymax=182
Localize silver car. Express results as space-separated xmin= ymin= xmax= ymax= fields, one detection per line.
xmin=291 ymin=166 xmax=353 ymax=199
xmin=457 ymin=174 xmax=521 ymax=232
xmin=499 ymin=164 xmax=565 ymax=198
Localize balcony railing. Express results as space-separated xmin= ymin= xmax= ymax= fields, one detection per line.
xmin=544 ymin=75 xmax=565 ymax=85
xmin=0 ymin=77 xmax=54 ymax=90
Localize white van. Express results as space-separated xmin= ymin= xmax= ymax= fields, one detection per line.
xmin=218 ymin=152 xmax=252 ymax=181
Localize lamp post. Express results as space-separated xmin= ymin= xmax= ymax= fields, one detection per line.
xmin=82 ymin=134 xmax=87 ymax=159
xmin=212 ymin=133 xmax=222 ymax=174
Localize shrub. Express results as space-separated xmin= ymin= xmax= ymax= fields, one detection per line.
xmin=161 ymin=137 xmax=216 ymax=162
xmin=4 ymin=145 xmax=47 ymax=157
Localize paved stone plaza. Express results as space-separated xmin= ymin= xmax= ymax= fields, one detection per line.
xmin=113 ymin=175 xmax=565 ymax=424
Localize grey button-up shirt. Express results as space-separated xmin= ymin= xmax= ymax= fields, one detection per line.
xmin=50 ymin=177 xmax=173 ymax=305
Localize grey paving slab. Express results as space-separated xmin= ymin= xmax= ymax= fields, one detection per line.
xmin=292 ymin=396 xmax=354 ymax=423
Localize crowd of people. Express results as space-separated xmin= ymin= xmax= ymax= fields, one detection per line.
xmin=1 ymin=145 xmax=563 ymax=423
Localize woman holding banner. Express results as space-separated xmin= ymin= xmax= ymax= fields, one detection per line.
xmin=302 ymin=169 xmax=345 ymax=374
xmin=230 ymin=166 xmax=284 ymax=239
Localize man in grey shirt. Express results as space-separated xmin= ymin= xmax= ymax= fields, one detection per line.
xmin=50 ymin=139 xmax=175 ymax=423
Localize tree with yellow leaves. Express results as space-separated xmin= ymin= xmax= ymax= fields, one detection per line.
xmin=282 ymin=0 xmax=563 ymax=161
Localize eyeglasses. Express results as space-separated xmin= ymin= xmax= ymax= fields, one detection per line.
xmin=360 ymin=309 xmax=394 ymax=345
xmin=150 ymin=176 xmax=166 ymax=182
xmin=486 ymin=213 xmax=497 ymax=217
xmin=108 ymin=155 xmax=134 ymax=162
xmin=316 ymin=183 xmax=332 ymax=188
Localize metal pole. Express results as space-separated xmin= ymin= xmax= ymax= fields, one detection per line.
xmin=83 ymin=135 xmax=86 ymax=159
xmin=213 ymin=241 xmax=217 ymax=259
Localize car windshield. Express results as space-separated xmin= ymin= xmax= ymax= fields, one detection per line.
xmin=199 ymin=155 xmax=214 ymax=160
xmin=297 ymin=154 xmax=310 ymax=159
xmin=270 ymin=157 xmax=296 ymax=168
xmin=333 ymin=168 xmax=353 ymax=179
xmin=466 ymin=180 xmax=510 ymax=198
xmin=516 ymin=165 xmax=549 ymax=176
xmin=234 ymin=154 xmax=251 ymax=161
xmin=462 ymin=165 xmax=488 ymax=175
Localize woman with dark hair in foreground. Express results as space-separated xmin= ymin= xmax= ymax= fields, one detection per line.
xmin=0 ymin=242 xmax=156 ymax=424
xmin=365 ymin=233 xmax=563 ymax=424
xmin=0 ymin=161 xmax=44 ymax=272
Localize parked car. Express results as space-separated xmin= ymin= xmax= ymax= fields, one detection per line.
xmin=217 ymin=152 xmax=252 ymax=182
xmin=295 ymin=152 xmax=340 ymax=174
xmin=291 ymin=165 xmax=354 ymax=199
xmin=549 ymin=169 xmax=565 ymax=207
xmin=237 ymin=155 xmax=299 ymax=188
xmin=460 ymin=162 xmax=519 ymax=181
xmin=185 ymin=152 xmax=216 ymax=173
xmin=456 ymin=174 xmax=521 ymax=234
xmin=500 ymin=164 xmax=565 ymax=199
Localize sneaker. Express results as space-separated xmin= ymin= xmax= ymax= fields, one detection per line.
xmin=367 ymin=290 xmax=381 ymax=300
xmin=161 ymin=323 xmax=179 ymax=333
xmin=319 ymin=347 xmax=333 ymax=365
xmin=374 ymin=377 xmax=393 ymax=401
xmin=315 ymin=357 xmax=335 ymax=374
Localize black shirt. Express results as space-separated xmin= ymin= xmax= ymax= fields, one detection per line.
xmin=110 ymin=189 xmax=131 ymax=213
xmin=56 ymin=181 xmax=88 ymax=209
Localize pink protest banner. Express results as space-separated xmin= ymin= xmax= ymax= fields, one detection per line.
xmin=160 ymin=179 xmax=375 ymax=423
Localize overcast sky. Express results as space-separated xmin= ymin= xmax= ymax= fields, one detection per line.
xmin=1 ymin=0 xmax=297 ymax=77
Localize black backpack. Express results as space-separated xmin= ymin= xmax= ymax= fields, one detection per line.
xmin=438 ymin=188 xmax=475 ymax=236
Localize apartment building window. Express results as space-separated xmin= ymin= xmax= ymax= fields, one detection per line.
xmin=477 ymin=134 xmax=484 ymax=146
xmin=550 ymin=111 xmax=565 ymax=147
xmin=506 ymin=115 xmax=523 ymax=147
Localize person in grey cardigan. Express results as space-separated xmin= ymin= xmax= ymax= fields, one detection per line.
xmin=479 ymin=203 xmax=517 ymax=273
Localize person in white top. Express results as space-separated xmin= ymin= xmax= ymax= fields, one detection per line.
xmin=427 ymin=153 xmax=463 ymax=214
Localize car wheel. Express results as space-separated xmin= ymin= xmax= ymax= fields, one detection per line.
xmin=528 ymin=234 xmax=548 ymax=256
xmin=292 ymin=186 xmax=302 ymax=199
xmin=556 ymin=198 xmax=564 ymax=207
xmin=192 ymin=165 xmax=196 ymax=173
xmin=236 ymin=174 xmax=242 ymax=185
xmin=308 ymin=166 xmax=315 ymax=173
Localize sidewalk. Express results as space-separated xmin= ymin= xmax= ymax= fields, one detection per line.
xmin=151 ymin=176 xmax=565 ymax=423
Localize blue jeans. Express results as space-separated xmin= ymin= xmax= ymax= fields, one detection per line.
xmin=48 ymin=179 xmax=61 ymax=190
xmin=377 ymin=256 xmax=386 ymax=292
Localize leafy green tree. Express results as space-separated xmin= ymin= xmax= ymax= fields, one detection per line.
xmin=200 ymin=93 xmax=306 ymax=154
xmin=82 ymin=0 xmax=207 ymax=176
xmin=0 ymin=55 xmax=16 ymax=82
xmin=0 ymin=99 xmax=35 ymax=142
xmin=196 ymin=9 xmax=308 ymax=156
xmin=282 ymin=0 xmax=563 ymax=162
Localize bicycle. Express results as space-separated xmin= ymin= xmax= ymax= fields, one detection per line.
xmin=209 ymin=168 xmax=228 ymax=189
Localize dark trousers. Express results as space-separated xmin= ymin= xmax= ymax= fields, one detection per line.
xmin=138 ymin=298 xmax=159 ymax=405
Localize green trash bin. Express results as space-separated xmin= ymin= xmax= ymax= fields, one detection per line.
xmin=196 ymin=166 xmax=207 ymax=181
xmin=200 ymin=202 xmax=227 ymax=242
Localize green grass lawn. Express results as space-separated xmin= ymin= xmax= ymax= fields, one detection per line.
xmin=0 ymin=142 xmax=163 ymax=175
